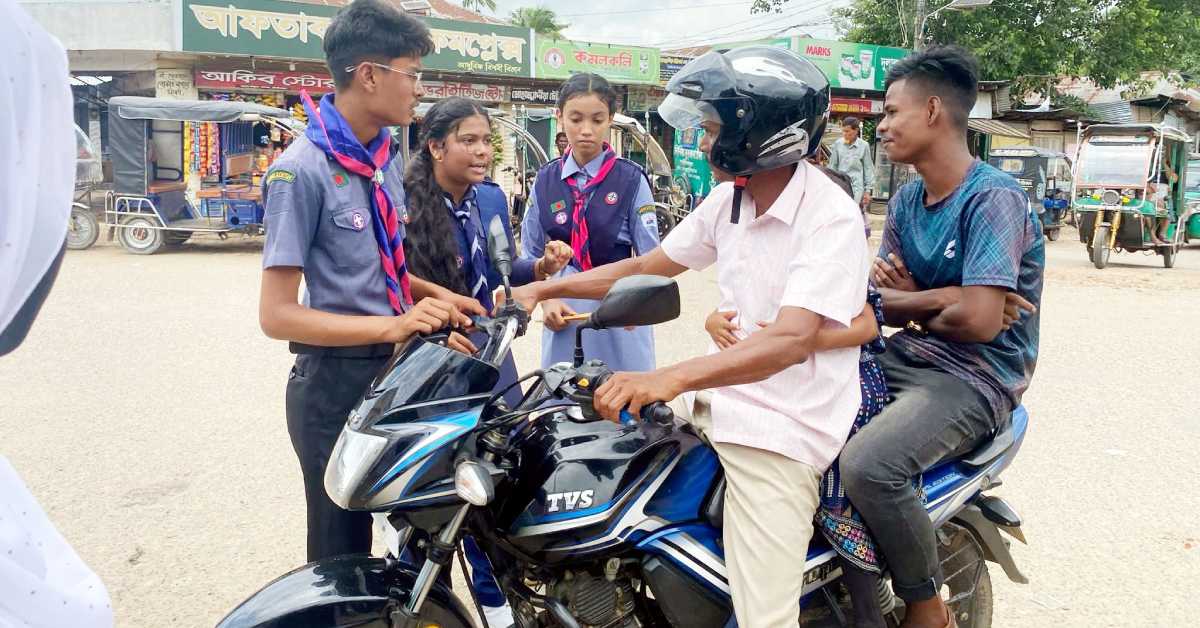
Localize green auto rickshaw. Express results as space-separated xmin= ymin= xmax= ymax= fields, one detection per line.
xmin=1183 ymin=154 xmax=1200 ymax=243
xmin=1073 ymin=124 xmax=1197 ymax=269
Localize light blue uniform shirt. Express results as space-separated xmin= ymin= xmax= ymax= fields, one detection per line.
xmin=520 ymin=151 xmax=660 ymax=371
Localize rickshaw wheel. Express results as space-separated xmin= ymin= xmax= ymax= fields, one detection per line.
xmin=1163 ymin=245 xmax=1176 ymax=268
xmin=1046 ymin=228 xmax=1060 ymax=242
xmin=67 ymin=205 xmax=99 ymax=250
xmin=118 ymin=216 xmax=166 ymax=255
xmin=1092 ymin=226 xmax=1110 ymax=269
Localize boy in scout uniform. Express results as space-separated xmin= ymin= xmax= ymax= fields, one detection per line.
xmin=258 ymin=0 xmax=484 ymax=562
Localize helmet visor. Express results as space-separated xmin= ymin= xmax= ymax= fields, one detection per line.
xmin=659 ymin=93 xmax=721 ymax=131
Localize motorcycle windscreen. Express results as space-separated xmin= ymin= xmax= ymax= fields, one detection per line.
xmin=355 ymin=336 xmax=500 ymax=426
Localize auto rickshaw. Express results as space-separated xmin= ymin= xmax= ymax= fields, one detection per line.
xmin=612 ymin=113 xmax=688 ymax=238
xmin=988 ymin=146 xmax=1073 ymax=241
xmin=99 ymin=96 xmax=294 ymax=255
xmin=1072 ymin=124 xmax=1197 ymax=269
xmin=67 ymin=124 xmax=104 ymax=250
xmin=1183 ymin=154 xmax=1200 ymax=243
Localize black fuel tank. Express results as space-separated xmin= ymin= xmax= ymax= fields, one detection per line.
xmin=499 ymin=410 xmax=687 ymax=563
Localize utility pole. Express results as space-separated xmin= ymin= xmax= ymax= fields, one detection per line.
xmin=914 ymin=0 xmax=928 ymax=49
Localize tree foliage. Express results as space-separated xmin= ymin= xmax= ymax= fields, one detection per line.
xmin=750 ymin=0 xmax=1200 ymax=92
xmin=509 ymin=6 xmax=568 ymax=39
xmin=460 ymin=0 xmax=497 ymax=14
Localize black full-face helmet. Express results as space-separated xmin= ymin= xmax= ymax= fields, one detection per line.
xmin=661 ymin=46 xmax=831 ymax=178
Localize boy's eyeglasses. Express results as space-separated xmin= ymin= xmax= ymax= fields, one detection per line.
xmin=345 ymin=62 xmax=422 ymax=83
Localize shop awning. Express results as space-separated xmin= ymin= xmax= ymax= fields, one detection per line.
xmin=968 ymin=119 xmax=1031 ymax=139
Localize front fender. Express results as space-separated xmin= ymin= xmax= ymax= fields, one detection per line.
xmin=218 ymin=555 xmax=474 ymax=628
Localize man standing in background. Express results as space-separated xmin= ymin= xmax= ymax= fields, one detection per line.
xmin=829 ymin=116 xmax=876 ymax=211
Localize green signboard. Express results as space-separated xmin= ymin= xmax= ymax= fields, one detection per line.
xmin=535 ymin=39 xmax=660 ymax=85
xmin=424 ymin=16 xmax=531 ymax=78
xmin=673 ymin=127 xmax=717 ymax=204
xmin=182 ymin=0 xmax=531 ymax=77
xmin=790 ymin=38 xmax=909 ymax=92
xmin=709 ymin=36 xmax=909 ymax=92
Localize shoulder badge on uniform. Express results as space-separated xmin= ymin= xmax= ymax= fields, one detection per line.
xmin=636 ymin=204 xmax=656 ymax=215
xmin=266 ymin=169 xmax=296 ymax=185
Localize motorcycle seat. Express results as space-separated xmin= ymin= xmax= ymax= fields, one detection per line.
xmin=959 ymin=418 xmax=1016 ymax=469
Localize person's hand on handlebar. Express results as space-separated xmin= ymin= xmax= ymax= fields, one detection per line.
xmin=442 ymin=292 xmax=488 ymax=319
xmin=594 ymin=369 xmax=684 ymax=424
xmin=386 ymin=298 xmax=474 ymax=352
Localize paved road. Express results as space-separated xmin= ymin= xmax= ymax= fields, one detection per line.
xmin=1 ymin=227 xmax=1198 ymax=627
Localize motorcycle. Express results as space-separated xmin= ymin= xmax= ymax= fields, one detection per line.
xmin=220 ymin=217 xmax=1030 ymax=628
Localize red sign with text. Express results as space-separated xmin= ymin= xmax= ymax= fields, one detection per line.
xmin=831 ymin=97 xmax=879 ymax=114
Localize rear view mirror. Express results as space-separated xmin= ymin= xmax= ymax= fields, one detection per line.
xmin=591 ymin=276 xmax=680 ymax=330
xmin=486 ymin=215 xmax=512 ymax=280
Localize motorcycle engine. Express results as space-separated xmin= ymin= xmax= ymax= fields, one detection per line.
xmin=553 ymin=570 xmax=638 ymax=628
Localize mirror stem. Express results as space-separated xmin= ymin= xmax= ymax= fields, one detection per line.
xmin=573 ymin=325 xmax=588 ymax=368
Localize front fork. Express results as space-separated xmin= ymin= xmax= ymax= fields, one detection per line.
xmin=1093 ymin=209 xmax=1123 ymax=250
xmin=391 ymin=504 xmax=472 ymax=627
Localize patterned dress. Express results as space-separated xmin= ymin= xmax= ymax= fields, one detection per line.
xmin=814 ymin=289 xmax=889 ymax=573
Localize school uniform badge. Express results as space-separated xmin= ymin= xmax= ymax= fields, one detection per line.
xmin=351 ymin=211 xmax=366 ymax=231
xmin=456 ymin=255 xmax=465 ymax=268
xmin=554 ymin=212 xmax=568 ymax=225
xmin=550 ymin=200 xmax=567 ymax=213
xmin=605 ymin=192 xmax=619 ymax=205
xmin=332 ymin=169 xmax=349 ymax=188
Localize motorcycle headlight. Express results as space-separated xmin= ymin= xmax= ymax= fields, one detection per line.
xmin=454 ymin=460 xmax=495 ymax=506
xmin=325 ymin=427 xmax=389 ymax=509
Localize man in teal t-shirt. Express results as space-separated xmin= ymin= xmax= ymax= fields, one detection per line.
xmin=839 ymin=45 xmax=1044 ymax=628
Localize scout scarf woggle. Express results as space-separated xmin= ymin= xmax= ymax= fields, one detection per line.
xmin=561 ymin=143 xmax=618 ymax=271
xmin=301 ymin=91 xmax=412 ymax=313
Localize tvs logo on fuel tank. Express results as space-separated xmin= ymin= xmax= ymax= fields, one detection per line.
xmin=546 ymin=490 xmax=595 ymax=513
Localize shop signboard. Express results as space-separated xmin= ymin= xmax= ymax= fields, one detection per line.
xmin=182 ymin=0 xmax=532 ymax=77
xmin=791 ymin=38 xmax=909 ymax=91
xmin=424 ymin=16 xmax=531 ymax=78
xmin=156 ymin=69 xmax=197 ymax=100
xmin=195 ymin=69 xmax=334 ymax=93
xmin=706 ymin=36 xmax=910 ymax=91
xmin=659 ymin=54 xmax=693 ymax=85
xmin=673 ymin=127 xmax=717 ymax=205
xmin=422 ymin=81 xmax=507 ymax=102
xmin=626 ymin=85 xmax=666 ymax=112
xmin=831 ymin=97 xmax=882 ymax=115
xmin=535 ymin=39 xmax=660 ymax=85
xmin=509 ymin=86 xmax=559 ymax=105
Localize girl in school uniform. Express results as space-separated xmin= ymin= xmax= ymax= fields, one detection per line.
xmin=520 ymin=73 xmax=661 ymax=371
xmin=402 ymin=96 xmax=573 ymax=628
xmin=404 ymin=97 xmax=572 ymax=405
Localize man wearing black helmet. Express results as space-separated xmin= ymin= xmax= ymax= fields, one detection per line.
xmin=509 ymin=46 xmax=874 ymax=626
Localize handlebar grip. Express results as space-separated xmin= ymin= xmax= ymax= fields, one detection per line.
xmin=619 ymin=402 xmax=675 ymax=427
xmin=643 ymin=402 xmax=676 ymax=426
